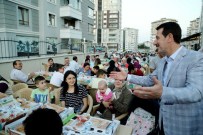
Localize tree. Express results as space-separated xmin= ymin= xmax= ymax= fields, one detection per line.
xmin=138 ymin=43 xmax=150 ymax=49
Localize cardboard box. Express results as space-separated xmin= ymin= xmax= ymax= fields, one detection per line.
xmin=4 ymin=117 xmax=26 ymax=135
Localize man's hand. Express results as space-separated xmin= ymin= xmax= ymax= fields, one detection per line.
xmin=0 ymin=92 xmax=7 ymax=98
xmin=132 ymin=77 xmax=163 ymax=99
xmin=109 ymin=95 xmax=114 ymax=102
xmin=109 ymin=67 xmax=127 ymax=81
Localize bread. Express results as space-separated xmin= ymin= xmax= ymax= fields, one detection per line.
xmin=15 ymin=124 xmax=25 ymax=133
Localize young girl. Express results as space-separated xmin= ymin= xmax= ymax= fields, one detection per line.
xmin=96 ymin=80 xmax=113 ymax=114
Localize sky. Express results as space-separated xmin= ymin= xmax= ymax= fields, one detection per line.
xmin=122 ymin=0 xmax=202 ymax=43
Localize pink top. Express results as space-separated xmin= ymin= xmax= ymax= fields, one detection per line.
xmin=96 ymin=88 xmax=113 ymax=103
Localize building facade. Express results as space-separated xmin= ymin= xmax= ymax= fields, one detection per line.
xmin=182 ymin=17 xmax=201 ymax=50
xmin=0 ymin=0 xmax=39 ymax=58
xmin=93 ymin=0 xmax=121 ymax=51
xmin=187 ymin=18 xmax=200 ymax=36
xmin=0 ymin=0 xmax=94 ymax=58
xmin=200 ymin=0 xmax=203 ymax=51
xmin=122 ymin=28 xmax=138 ymax=51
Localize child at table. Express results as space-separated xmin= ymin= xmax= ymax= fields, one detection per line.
xmin=31 ymin=76 xmax=53 ymax=103
xmin=87 ymin=69 xmax=106 ymax=89
xmin=96 ymin=80 xmax=113 ymax=115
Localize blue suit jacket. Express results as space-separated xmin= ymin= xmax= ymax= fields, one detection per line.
xmin=129 ymin=47 xmax=203 ymax=135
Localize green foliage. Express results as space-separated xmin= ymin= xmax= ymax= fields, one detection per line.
xmin=138 ymin=43 xmax=150 ymax=49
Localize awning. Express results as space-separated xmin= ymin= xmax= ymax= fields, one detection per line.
xmin=181 ymin=32 xmax=201 ymax=42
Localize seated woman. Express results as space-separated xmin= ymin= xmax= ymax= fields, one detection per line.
xmin=94 ymin=58 xmax=104 ymax=69
xmin=128 ymin=64 xmax=143 ymax=76
xmin=0 ymin=75 xmax=13 ymax=98
xmin=106 ymin=60 xmax=120 ymax=77
xmin=60 ymin=71 xmax=88 ymax=114
xmin=78 ymin=63 xmax=91 ymax=76
xmin=100 ymin=79 xmax=133 ymax=121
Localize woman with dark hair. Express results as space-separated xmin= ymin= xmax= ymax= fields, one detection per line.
xmin=107 ymin=60 xmax=120 ymax=77
xmin=94 ymin=58 xmax=104 ymax=69
xmin=60 ymin=71 xmax=88 ymax=114
xmin=78 ymin=63 xmax=91 ymax=76
xmin=0 ymin=75 xmax=13 ymax=98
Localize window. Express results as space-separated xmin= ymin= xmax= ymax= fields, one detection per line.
xmin=88 ymin=24 xmax=93 ymax=34
xmin=88 ymin=7 xmax=94 ymax=18
xmin=18 ymin=7 xmax=29 ymax=26
xmin=48 ymin=13 xmax=56 ymax=26
xmin=47 ymin=0 xmax=56 ymax=4
xmin=65 ymin=0 xmax=80 ymax=10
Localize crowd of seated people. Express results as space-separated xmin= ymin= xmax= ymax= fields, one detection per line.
xmin=1 ymin=52 xmax=156 ymax=127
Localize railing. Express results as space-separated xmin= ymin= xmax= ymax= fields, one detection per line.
xmin=0 ymin=39 xmax=85 ymax=59
xmin=0 ymin=39 xmax=107 ymax=59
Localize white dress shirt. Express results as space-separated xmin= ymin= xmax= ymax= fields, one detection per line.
xmin=50 ymin=72 xmax=64 ymax=87
xmin=69 ymin=60 xmax=80 ymax=73
xmin=10 ymin=68 xmax=28 ymax=82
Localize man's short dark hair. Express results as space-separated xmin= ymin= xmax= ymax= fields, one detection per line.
xmin=156 ymin=22 xmax=182 ymax=44
xmin=13 ymin=60 xmax=21 ymax=67
xmin=23 ymin=108 xmax=63 ymax=135
xmin=48 ymin=58 xmax=53 ymax=62
xmin=96 ymin=69 xmax=106 ymax=77
xmin=34 ymin=76 xmax=45 ymax=84
xmin=56 ymin=64 xmax=64 ymax=71
xmin=73 ymin=56 xmax=77 ymax=61
xmin=93 ymin=65 xmax=99 ymax=70
xmin=83 ymin=62 xmax=90 ymax=68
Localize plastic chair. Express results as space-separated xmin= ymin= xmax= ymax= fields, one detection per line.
xmin=86 ymin=94 xmax=93 ymax=114
xmin=7 ymin=79 xmax=14 ymax=86
xmin=53 ymin=87 xmax=62 ymax=105
xmin=11 ymin=83 xmax=28 ymax=93
xmin=11 ymin=79 xmax=24 ymax=85
xmin=88 ymin=88 xmax=98 ymax=105
xmin=13 ymin=88 xmax=33 ymax=100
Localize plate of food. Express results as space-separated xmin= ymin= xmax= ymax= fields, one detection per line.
xmin=89 ymin=117 xmax=111 ymax=130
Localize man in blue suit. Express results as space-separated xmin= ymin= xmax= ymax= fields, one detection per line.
xmin=110 ymin=22 xmax=203 ymax=135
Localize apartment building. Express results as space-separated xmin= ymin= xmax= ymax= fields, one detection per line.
xmin=0 ymin=0 xmax=39 ymax=58
xmin=122 ymin=28 xmax=138 ymax=51
xmin=182 ymin=17 xmax=201 ymax=50
xmin=200 ymin=1 xmax=203 ymax=50
xmin=187 ymin=18 xmax=200 ymax=36
xmin=93 ymin=0 xmax=122 ymax=51
xmin=0 ymin=0 xmax=94 ymax=58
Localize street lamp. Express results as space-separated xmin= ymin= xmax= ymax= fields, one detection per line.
xmin=83 ymin=38 xmax=87 ymax=55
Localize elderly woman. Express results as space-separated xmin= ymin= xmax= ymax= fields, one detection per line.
xmin=100 ymin=79 xmax=133 ymax=121
xmin=60 ymin=71 xmax=88 ymax=114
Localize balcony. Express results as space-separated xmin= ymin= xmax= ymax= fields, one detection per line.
xmin=60 ymin=27 xmax=82 ymax=39
xmin=60 ymin=6 xmax=82 ymax=20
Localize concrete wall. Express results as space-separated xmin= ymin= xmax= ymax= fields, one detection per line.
xmin=0 ymin=53 xmax=104 ymax=80
xmin=81 ymin=0 xmax=94 ymax=42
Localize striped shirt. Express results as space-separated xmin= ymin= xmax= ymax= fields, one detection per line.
xmin=60 ymin=85 xmax=87 ymax=112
